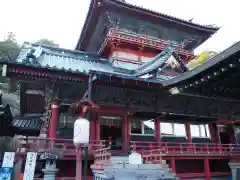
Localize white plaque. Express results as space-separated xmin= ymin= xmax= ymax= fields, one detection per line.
xmin=129 ymin=152 xmax=142 ymax=165
xmin=23 ymin=152 xmax=37 ymax=180
xmin=2 ymin=152 xmax=15 ymax=168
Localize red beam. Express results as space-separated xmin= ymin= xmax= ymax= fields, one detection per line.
xmin=216 ymin=120 xmax=233 ymax=124
xmin=8 ymin=66 xmax=87 ymax=82
xmin=177 ymin=173 xmax=205 ymax=178
xmin=99 ymin=106 xmax=136 ymax=116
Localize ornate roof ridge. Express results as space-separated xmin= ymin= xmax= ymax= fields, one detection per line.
xmin=22 ymin=42 xmax=108 ymax=63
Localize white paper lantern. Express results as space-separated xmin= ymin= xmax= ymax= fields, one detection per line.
xmin=73 ymin=117 xmax=90 ymax=147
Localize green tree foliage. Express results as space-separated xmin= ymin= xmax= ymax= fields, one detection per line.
xmin=35 ymin=38 xmax=59 ymax=47
xmin=0 ymin=32 xmax=20 ymax=90
xmin=0 ymin=32 xmax=21 ymax=61
xmin=187 ymin=51 xmax=217 ymax=70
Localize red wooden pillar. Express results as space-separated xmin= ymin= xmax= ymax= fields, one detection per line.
xmin=154 ymin=119 xmax=161 ymax=142
xmin=123 ymin=114 xmax=129 ymax=152
xmin=185 ymin=121 xmax=192 ymax=143
xmin=171 ymin=157 xmax=176 ymax=172
xmin=48 ymin=103 xmax=60 ymax=139
xmin=232 ymin=122 xmax=238 ymax=144
xmin=209 ymin=123 xmax=217 ymax=143
xmin=204 ymin=157 xmax=211 ymax=180
xmin=127 ymin=115 xmax=130 ymax=144
xmin=89 ymin=113 xmax=96 ymax=142
xmin=95 ymin=112 xmax=101 ymax=141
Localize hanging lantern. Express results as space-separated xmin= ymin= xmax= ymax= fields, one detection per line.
xmin=73 ymin=117 xmax=90 ymax=147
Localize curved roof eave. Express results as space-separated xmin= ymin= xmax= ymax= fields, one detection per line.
xmin=162 ymin=41 xmax=240 ymax=87
xmin=108 ymin=0 xmax=219 ymax=32
xmin=76 ymin=0 xmax=220 ymax=51
xmin=75 ymin=0 xmax=95 ymax=50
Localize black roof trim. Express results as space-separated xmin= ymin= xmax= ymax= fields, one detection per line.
xmin=12 ymin=115 xmax=43 ymax=136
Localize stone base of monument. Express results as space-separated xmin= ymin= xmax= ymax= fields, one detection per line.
xmin=92 ymin=155 xmax=179 ymax=180
xmin=229 ymin=162 xmax=240 ymax=180
xmin=104 ymin=163 xmax=178 ymax=180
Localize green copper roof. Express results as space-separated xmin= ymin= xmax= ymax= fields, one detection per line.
xmin=2 ymin=42 xmax=190 ymax=84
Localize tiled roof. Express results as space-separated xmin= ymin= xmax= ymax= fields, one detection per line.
xmin=76 ymin=0 xmax=219 ymax=49
xmin=9 ymin=42 xmax=190 ymax=84
xmin=112 ymin=0 xmax=219 ymax=30
xmin=134 ymin=46 xmax=174 ymax=77
xmin=12 ymin=115 xmax=43 ymax=136
xmin=16 ymin=42 xmax=117 ymax=74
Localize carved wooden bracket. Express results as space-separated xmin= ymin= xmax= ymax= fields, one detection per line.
xmin=69 ymin=98 xmax=99 ymax=116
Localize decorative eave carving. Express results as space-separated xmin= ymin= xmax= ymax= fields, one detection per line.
xmin=98 ymin=28 xmax=194 ymax=58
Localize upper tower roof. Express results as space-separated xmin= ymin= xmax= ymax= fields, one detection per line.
xmin=76 ymin=0 xmax=219 ymax=53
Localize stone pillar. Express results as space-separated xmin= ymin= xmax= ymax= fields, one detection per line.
xmin=229 ymin=162 xmax=240 ymax=180
xmin=42 ymin=159 xmax=58 ymax=180
xmin=154 ymin=119 xmax=160 ymax=142
xmin=48 ymin=103 xmax=60 ymax=139
xmin=185 ymin=121 xmax=192 ymax=143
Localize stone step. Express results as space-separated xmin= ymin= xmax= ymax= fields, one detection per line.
xmin=101 ymin=155 xmax=179 ymax=180
xmin=105 ymin=163 xmax=170 ymax=170
xmin=110 ymin=156 xmax=130 ymax=164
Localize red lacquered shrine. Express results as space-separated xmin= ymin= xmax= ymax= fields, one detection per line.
xmin=3 ymin=0 xmax=240 ymax=179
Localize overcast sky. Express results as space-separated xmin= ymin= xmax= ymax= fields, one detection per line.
xmin=0 ymin=0 xmax=239 ymax=54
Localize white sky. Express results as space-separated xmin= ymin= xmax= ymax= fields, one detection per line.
xmin=0 ymin=0 xmax=240 ymax=54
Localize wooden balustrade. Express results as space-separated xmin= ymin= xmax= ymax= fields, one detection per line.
xmin=17 ymin=137 xmax=106 ymax=155
xmin=34 ymin=177 xmax=76 ymax=180
xmin=91 ymin=137 xmax=112 ymax=170
xmin=16 ymin=137 xmax=240 ymax=159
xmin=130 ymin=141 xmax=240 ymax=156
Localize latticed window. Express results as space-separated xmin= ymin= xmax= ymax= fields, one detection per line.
xmin=160 ymin=122 xmax=186 ymax=136
xmin=59 ymin=113 xmax=78 ymax=128
xmin=100 ymin=116 xmax=122 ymax=127
xmin=130 ymin=119 xmax=155 ymax=136
xmin=190 ymin=124 xmax=210 ymax=138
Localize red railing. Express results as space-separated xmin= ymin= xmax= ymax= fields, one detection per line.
xmin=131 ymin=141 xmax=240 ymax=156
xmin=17 ymin=137 xmax=240 ymax=158
xmin=17 ymin=137 xmax=106 ymax=155
xmin=34 ymin=178 xmax=76 ymax=180
xmin=91 ymin=138 xmax=112 ymax=170
xmin=34 ymin=177 xmax=94 ymax=180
